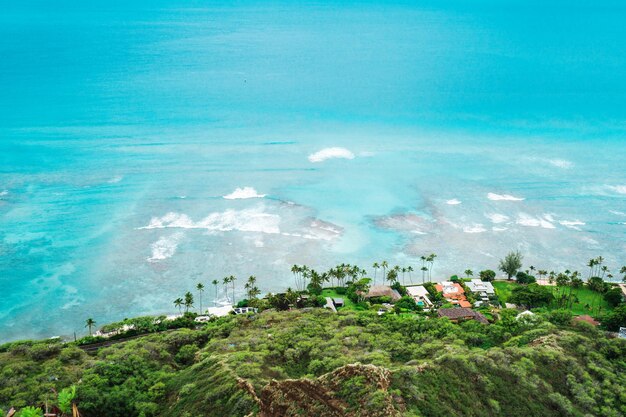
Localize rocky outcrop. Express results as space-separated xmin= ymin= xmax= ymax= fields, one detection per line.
xmin=256 ymin=364 xmax=403 ymax=417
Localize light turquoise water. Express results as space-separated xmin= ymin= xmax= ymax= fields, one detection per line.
xmin=1 ymin=0 xmax=625 ymax=341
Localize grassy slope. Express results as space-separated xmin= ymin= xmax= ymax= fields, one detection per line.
xmin=493 ymin=281 xmax=613 ymax=316
xmin=321 ymin=289 xmax=359 ymax=310
xmin=2 ymin=309 xmax=625 ymax=417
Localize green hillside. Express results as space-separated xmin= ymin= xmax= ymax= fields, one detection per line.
xmin=2 ymin=308 xmax=625 ymax=417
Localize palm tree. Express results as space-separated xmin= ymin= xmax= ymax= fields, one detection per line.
xmin=212 ymin=279 xmax=219 ymax=306
xmin=401 ymin=267 xmax=407 ymax=285
xmin=196 ymin=283 xmax=205 ymax=313
xmin=600 ymin=265 xmax=609 ymax=279
xmin=372 ymin=262 xmax=380 ymax=284
xmin=184 ymin=291 xmax=194 ymax=313
xmin=427 ymin=253 xmax=437 ymax=281
xmin=621 ymin=266 xmax=626 ymax=283
xmin=381 ymin=261 xmax=389 ymax=282
xmin=465 ymin=269 xmax=473 ymax=278
xmin=222 ymin=276 xmax=231 ymax=302
xmin=174 ymin=297 xmax=183 ymax=314
xmin=229 ymin=275 xmax=237 ymax=304
xmin=407 ymin=266 xmax=414 ymax=284
xmin=85 ymin=318 xmax=96 ymax=336
xmin=421 ymin=266 xmax=428 ymax=284
xmin=245 ymin=276 xmax=258 ymax=300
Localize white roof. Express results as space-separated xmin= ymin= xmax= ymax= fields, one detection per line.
xmin=206 ymin=305 xmax=233 ymax=317
xmin=466 ymin=279 xmax=495 ymax=294
xmin=406 ymin=285 xmax=430 ymax=297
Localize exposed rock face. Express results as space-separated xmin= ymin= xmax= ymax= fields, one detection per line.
xmin=255 ymin=364 xmax=404 ymax=417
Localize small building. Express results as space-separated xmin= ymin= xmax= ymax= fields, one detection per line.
xmin=435 ymin=281 xmax=472 ymax=308
xmin=466 ymin=279 xmax=495 ymax=299
xmin=618 ymin=327 xmax=626 ymax=339
xmin=332 ymin=298 xmax=344 ymax=307
xmin=364 ymin=285 xmax=402 ymax=302
xmin=194 ymin=315 xmax=212 ymax=323
xmin=406 ymin=285 xmax=433 ymax=308
xmin=233 ymin=307 xmax=258 ymax=315
xmin=438 ymin=308 xmax=489 ymax=324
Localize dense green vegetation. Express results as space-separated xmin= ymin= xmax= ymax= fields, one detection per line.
xmin=2 ymin=307 xmax=625 ymax=417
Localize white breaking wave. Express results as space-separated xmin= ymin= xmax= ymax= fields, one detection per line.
xmin=446 ymin=199 xmax=462 ymax=205
xmin=559 ymin=220 xmax=585 ymax=230
xmin=308 ymin=147 xmax=355 ymax=163
xmin=141 ymin=207 xmax=281 ymax=235
xmin=488 ymin=192 xmax=525 ymax=201
xmin=0 ymin=190 xmax=8 ymax=197
xmin=492 ymin=226 xmax=508 ymax=232
xmin=107 ymin=175 xmax=123 ymax=184
xmin=463 ymin=224 xmax=487 ymax=233
xmin=486 ymin=213 xmax=509 ymax=224
xmin=607 ymin=185 xmax=626 ymax=194
xmin=548 ymin=159 xmax=573 ymax=169
xmin=148 ymin=232 xmax=184 ymax=262
xmin=610 ymin=210 xmax=625 ymax=216
xmin=223 ymin=187 xmax=266 ymax=200
xmin=516 ymin=213 xmax=555 ymax=229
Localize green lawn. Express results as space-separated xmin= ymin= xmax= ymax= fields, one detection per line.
xmin=321 ymin=289 xmax=358 ymax=310
xmin=493 ymin=281 xmax=517 ymax=304
xmin=493 ymin=280 xmax=613 ymax=317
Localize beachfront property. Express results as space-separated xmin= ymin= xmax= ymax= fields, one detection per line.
xmin=364 ymin=285 xmax=402 ymax=302
xmin=435 ymin=281 xmax=472 ymax=308
xmin=406 ymin=285 xmax=433 ymax=308
xmin=466 ymin=279 xmax=495 ymax=302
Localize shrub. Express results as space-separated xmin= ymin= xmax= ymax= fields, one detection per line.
xmin=479 ymin=270 xmax=496 ymax=282
xmin=603 ymin=287 xmax=624 ymax=307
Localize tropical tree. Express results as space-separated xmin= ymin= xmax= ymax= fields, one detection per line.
xmin=479 ymin=270 xmax=496 ymax=282
xmin=245 ymin=276 xmax=260 ymax=300
xmin=196 ymin=283 xmax=205 ymax=313
xmin=386 ymin=269 xmax=399 ymax=286
xmin=212 ymin=279 xmax=219 ymax=306
xmin=184 ymin=291 xmax=194 ymax=313
xmin=57 ymin=385 xmax=77 ymax=416
xmin=426 ymin=253 xmax=437 ymax=281
xmin=381 ymin=261 xmax=389 ymax=282
xmin=407 ymin=266 xmax=414 ymax=284
xmin=499 ymin=251 xmax=523 ymax=280
xmin=420 ymin=256 xmax=427 ymax=282
xmin=173 ymin=297 xmax=183 ymax=314
xmin=464 ymin=269 xmax=473 ymax=278
xmin=372 ymin=262 xmax=380 ymax=284
xmin=85 ymin=318 xmax=96 ymax=336
xmin=621 ymin=266 xmax=626 ymax=283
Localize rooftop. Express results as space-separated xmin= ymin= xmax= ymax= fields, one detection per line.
xmin=365 ymin=285 xmax=402 ymax=301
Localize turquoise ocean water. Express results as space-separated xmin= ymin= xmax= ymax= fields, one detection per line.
xmin=1 ymin=0 xmax=625 ymax=341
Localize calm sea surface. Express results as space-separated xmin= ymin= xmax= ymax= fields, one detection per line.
xmin=1 ymin=0 xmax=625 ymax=341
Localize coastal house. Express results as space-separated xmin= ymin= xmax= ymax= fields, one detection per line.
xmin=466 ymin=279 xmax=495 ymax=301
xmin=438 ymin=308 xmax=489 ymax=324
xmin=435 ymin=281 xmax=472 ymax=308
xmin=618 ymin=327 xmax=626 ymax=339
xmin=406 ymin=285 xmax=433 ymax=308
xmin=364 ymin=285 xmax=402 ymax=302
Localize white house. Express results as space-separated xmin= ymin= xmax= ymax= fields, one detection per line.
xmin=406 ymin=285 xmax=433 ymax=308
xmin=466 ymin=279 xmax=495 ymax=300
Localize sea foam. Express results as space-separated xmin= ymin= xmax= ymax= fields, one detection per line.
xmin=148 ymin=232 xmax=184 ymax=262
xmin=308 ymin=147 xmax=355 ymax=163
xmin=487 ymin=193 xmax=524 ymax=201
xmin=141 ymin=207 xmax=281 ymax=235
xmin=0 ymin=190 xmax=8 ymax=198
xmin=486 ymin=213 xmax=509 ymax=224
xmin=559 ymin=220 xmax=585 ymax=230
xmin=516 ymin=213 xmax=555 ymax=229
xmin=607 ymin=185 xmax=626 ymax=194
xmin=548 ymin=159 xmax=573 ymax=169
xmin=223 ymin=187 xmax=266 ymax=200
xmin=446 ymin=199 xmax=462 ymax=205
